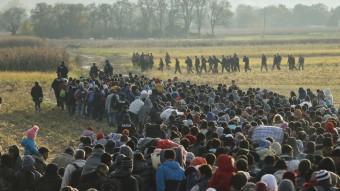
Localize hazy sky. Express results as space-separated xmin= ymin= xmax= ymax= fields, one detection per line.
xmin=2 ymin=0 xmax=340 ymax=10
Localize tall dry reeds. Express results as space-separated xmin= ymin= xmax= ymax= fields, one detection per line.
xmin=0 ymin=36 xmax=68 ymax=71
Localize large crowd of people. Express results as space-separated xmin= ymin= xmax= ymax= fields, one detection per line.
xmin=1 ymin=61 xmax=340 ymax=191
xmin=132 ymin=52 xmax=305 ymax=74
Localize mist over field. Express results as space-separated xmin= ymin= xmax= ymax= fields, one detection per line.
xmin=1 ymin=0 xmax=340 ymax=10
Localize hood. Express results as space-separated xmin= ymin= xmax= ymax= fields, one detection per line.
xmin=9 ymin=145 xmax=20 ymax=158
xmin=278 ymin=179 xmax=295 ymax=191
xmin=216 ymin=154 xmax=235 ymax=172
xmin=92 ymin=148 xmax=105 ymax=156
xmin=261 ymin=174 xmax=278 ymax=191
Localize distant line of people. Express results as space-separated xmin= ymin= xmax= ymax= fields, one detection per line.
xmin=132 ymin=53 xmax=154 ymax=72
xmin=132 ymin=52 xmax=306 ymax=74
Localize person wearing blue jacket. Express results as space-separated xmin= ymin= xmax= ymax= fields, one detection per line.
xmin=156 ymin=149 xmax=185 ymax=191
xmin=21 ymin=125 xmax=40 ymax=156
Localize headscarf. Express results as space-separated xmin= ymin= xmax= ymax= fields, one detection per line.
xmin=261 ymin=174 xmax=278 ymax=191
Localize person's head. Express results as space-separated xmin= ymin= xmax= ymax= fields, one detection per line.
xmin=314 ymin=170 xmax=331 ymax=186
xmin=119 ymin=145 xmax=133 ymax=159
xmin=231 ymin=172 xmax=248 ymax=190
xmin=105 ymin=140 xmax=116 ymax=154
xmin=305 ymin=141 xmax=315 ymax=154
xmin=133 ymin=152 xmax=145 ymax=161
xmin=164 ymin=149 xmax=176 ymax=161
xmin=261 ymin=174 xmax=278 ymax=191
xmin=256 ymin=181 xmax=268 ymax=191
xmin=101 ymin=153 xmax=112 ymax=167
xmin=0 ymin=154 xmax=11 ymax=167
xmin=65 ymin=147 xmax=75 ymax=156
xmin=80 ymin=136 xmax=92 ymax=147
xmin=281 ymin=144 xmax=293 ymax=157
xmin=282 ymin=171 xmax=296 ymax=185
xmin=25 ymin=125 xmax=39 ymax=140
xmin=83 ymin=146 xmax=93 ymax=159
xmin=205 ymin=153 xmax=216 ymax=166
xmin=298 ymin=159 xmax=312 ymax=177
xmin=45 ymin=163 xmax=59 ymax=177
xmin=275 ymin=159 xmax=288 ymax=170
xmin=318 ymin=157 xmax=336 ymax=173
xmin=278 ymin=179 xmax=295 ymax=191
xmin=74 ymin=149 xmax=85 ymax=160
xmin=38 ymin=147 xmax=49 ymax=160
xmin=96 ymin=163 xmax=109 ymax=176
xmin=264 ymin=155 xmax=275 ymax=166
xmin=273 ymin=114 xmax=284 ymax=124
xmin=236 ymin=158 xmax=248 ymax=171
xmin=94 ymin=144 xmax=104 ymax=150
xmin=8 ymin=145 xmax=20 ymax=159
xmin=198 ymin=164 xmax=212 ymax=178
xmin=34 ymin=81 xmax=39 ymax=86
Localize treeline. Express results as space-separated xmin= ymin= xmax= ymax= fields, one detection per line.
xmin=1 ymin=1 xmax=340 ymax=38
xmin=233 ymin=4 xmax=339 ymax=28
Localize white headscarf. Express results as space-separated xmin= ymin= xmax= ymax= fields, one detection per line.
xmin=261 ymin=174 xmax=278 ymax=191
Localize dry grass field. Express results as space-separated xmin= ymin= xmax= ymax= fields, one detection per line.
xmin=1 ymin=34 xmax=340 ymax=157
xmin=0 ymin=72 xmax=110 ymax=158
xmin=76 ymin=42 xmax=340 ymax=104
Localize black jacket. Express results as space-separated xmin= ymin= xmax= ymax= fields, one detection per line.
xmin=36 ymin=175 xmax=62 ymax=191
xmin=31 ymin=85 xmax=43 ymax=102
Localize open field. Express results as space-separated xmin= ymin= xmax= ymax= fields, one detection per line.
xmin=74 ymin=41 xmax=340 ymax=104
xmin=1 ymin=34 xmax=340 ymax=157
xmin=0 ymin=72 xmax=110 ymax=159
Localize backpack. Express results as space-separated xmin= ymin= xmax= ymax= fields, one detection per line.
xmin=60 ymin=89 xmax=66 ymax=98
xmin=110 ymin=94 xmax=119 ymax=110
xmin=69 ymin=163 xmax=83 ymax=188
xmin=102 ymin=177 xmax=122 ymax=191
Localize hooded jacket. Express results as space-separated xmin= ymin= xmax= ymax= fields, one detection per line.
xmin=21 ymin=138 xmax=40 ymax=156
xmin=51 ymin=152 xmax=74 ymax=169
xmin=81 ymin=148 xmax=104 ymax=176
xmin=156 ymin=160 xmax=185 ymax=191
xmin=208 ymin=154 xmax=236 ymax=191
xmin=61 ymin=159 xmax=86 ymax=189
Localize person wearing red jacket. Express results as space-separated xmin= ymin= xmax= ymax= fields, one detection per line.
xmin=208 ymin=154 xmax=236 ymax=191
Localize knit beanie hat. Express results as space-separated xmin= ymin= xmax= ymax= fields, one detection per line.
xmin=315 ymin=170 xmax=331 ymax=183
xmin=278 ymin=179 xmax=295 ymax=191
xmin=96 ymin=132 xmax=105 ymax=140
xmin=119 ymin=145 xmax=133 ymax=159
xmin=190 ymin=157 xmax=207 ymax=167
xmin=26 ymin=125 xmax=39 ymax=139
xmin=22 ymin=155 xmax=35 ymax=169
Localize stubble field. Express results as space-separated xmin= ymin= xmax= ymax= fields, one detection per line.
xmin=1 ymin=34 xmax=340 ymax=158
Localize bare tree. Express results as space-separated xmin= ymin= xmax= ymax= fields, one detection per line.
xmin=167 ymin=0 xmax=180 ymax=29
xmin=138 ymin=0 xmax=156 ymax=35
xmin=113 ymin=0 xmax=133 ymax=33
xmin=155 ymin=0 xmax=167 ymax=34
xmin=180 ymin=0 xmax=195 ymax=34
xmin=208 ymin=0 xmax=232 ymax=35
xmin=194 ymin=0 xmax=207 ymax=36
